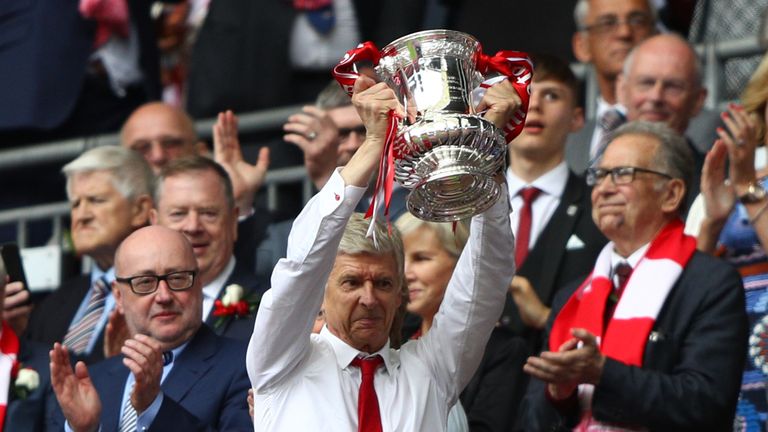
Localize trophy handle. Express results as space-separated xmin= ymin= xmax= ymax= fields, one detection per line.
xmin=475 ymin=50 xmax=533 ymax=142
xmin=332 ymin=41 xmax=382 ymax=97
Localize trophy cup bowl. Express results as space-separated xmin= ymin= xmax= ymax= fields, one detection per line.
xmin=374 ymin=30 xmax=507 ymax=222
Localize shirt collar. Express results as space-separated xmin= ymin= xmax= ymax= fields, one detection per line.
xmin=91 ymin=266 xmax=115 ymax=285
xmin=610 ymin=242 xmax=650 ymax=269
xmin=319 ymin=325 xmax=396 ymax=374
xmin=506 ymin=161 xmax=569 ymax=200
xmin=596 ymin=97 xmax=627 ymax=119
xmin=202 ymin=256 xmax=236 ymax=301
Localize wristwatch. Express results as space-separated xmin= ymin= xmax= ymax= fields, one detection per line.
xmin=738 ymin=181 xmax=768 ymax=204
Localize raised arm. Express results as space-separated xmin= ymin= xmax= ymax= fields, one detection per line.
xmin=247 ymin=76 xmax=403 ymax=391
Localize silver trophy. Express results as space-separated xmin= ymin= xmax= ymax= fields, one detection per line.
xmin=334 ymin=30 xmax=531 ymax=222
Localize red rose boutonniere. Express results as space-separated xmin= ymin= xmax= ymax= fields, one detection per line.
xmin=213 ymin=284 xmax=260 ymax=329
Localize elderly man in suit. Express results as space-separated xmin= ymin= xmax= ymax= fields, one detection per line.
xmin=49 ymin=225 xmax=251 ymax=431
xmin=151 ymin=156 xmax=263 ymax=339
xmin=520 ymin=121 xmax=748 ymax=430
xmin=565 ymin=0 xmax=719 ymax=176
xmin=26 ymin=147 xmax=154 ymax=363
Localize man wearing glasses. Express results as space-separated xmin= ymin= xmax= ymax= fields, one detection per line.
xmin=520 ymin=121 xmax=747 ymax=430
xmin=49 ymin=225 xmax=251 ymax=431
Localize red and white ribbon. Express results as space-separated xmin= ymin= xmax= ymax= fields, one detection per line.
xmin=475 ymin=50 xmax=533 ymax=142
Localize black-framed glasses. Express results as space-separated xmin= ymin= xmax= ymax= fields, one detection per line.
xmin=338 ymin=125 xmax=366 ymax=139
xmin=583 ymin=12 xmax=655 ymax=35
xmin=116 ymin=270 xmax=197 ymax=295
xmin=129 ymin=137 xmax=193 ymax=155
xmin=586 ymin=166 xmax=672 ymax=186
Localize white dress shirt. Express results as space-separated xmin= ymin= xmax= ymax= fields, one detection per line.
xmin=201 ymin=256 xmax=236 ymax=321
xmin=247 ymin=169 xmax=515 ymax=432
xmin=506 ymin=161 xmax=569 ymax=250
xmin=589 ymin=98 xmax=627 ymax=158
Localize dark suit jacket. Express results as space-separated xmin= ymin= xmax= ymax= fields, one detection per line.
xmin=27 ymin=274 xmax=107 ymax=364
xmin=0 ymin=0 xmax=161 ymax=131
xmin=50 ymin=325 xmax=251 ymax=431
xmin=6 ymin=339 xmax=57 ymax=432
xmin=204 ymin=260 xmax=264 ymax=341
xmin=498 ymin=171 xmax=607 ymax=349
xmin=517 ymin=251 xmax=748 ymax=432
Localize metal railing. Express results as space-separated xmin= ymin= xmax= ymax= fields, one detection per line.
xmin=0 ymin=36 xmax=765 ymax=247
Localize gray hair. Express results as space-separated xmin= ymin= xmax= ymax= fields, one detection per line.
xmin=339 ymin=213 xmax=405 ymax=289
xmin=316 ymin=80 xmax=353 ymax=110
xmin=574 ymin=0 xmax=657 ymax=30
xmin=622 ymin=33 xmax=703 ymax=87
xmin=63 ymin=146 xmax=154 ymax=201
xmin=608 ymin=120 xmax=694 ymax=211
xmin=394 ymin=213 xmax=469 ymax=258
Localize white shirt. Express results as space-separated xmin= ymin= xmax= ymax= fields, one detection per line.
xmin=201 ymin=256 xmax=236 ymax=321
xmin=506 ymin=161 xmax=569 ymax=249
xmin=589 ymin=98 xmax=627 ymax=159
xmin=289 ymin=0 xmax=361 ymax=70
xmin=247 ymin=170 xmax=515 ymax=432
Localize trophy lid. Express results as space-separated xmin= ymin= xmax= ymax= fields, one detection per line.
xmin=377 ymin=30 xmax=481 ymax=70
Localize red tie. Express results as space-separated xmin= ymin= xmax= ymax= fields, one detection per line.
xmin=604 ymin=262 xmax=633 ymax=331
xmin=351 ymin=356 xmax=384 ymax=432
xmin=515 ymin=187 xmax=542 ymax=268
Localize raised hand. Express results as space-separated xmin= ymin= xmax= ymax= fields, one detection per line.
xmin=476 ymin=79 xmax=522 ymax=130
xmin=717 ymin=103 xmax=760 ymax=191
xmin=213 ymin=110 xmax=270 ymax=215
xmin=283 ymin=106 xmax=342 ymax=188
xmin=103 ymin=309 xmax=130 ymax=358
xmin=50 ymin=343 xmax=102 ymax=432
xmin=122 ymin=334 xmax=164 ymax=413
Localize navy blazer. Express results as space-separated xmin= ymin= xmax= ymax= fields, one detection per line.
xmin=50 ymin=324 xmax=251 ymax=431
xmin=27 ymin=275 xmax=107 ymax=365
xmin=6 ymin=339 xmax=57 ymax=432
xmin=517 ymin=251 xmax=748 ymax=431
xmin=204 ymin=260 xmax=264 ymax=341
xmin=0 ymin=0 xmax=161 ymax=130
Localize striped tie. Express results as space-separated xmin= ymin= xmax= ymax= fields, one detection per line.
xmin=118 ymin=384 xmax=138 ymax=432
xmin=63 ymin=277 xmax=109 ymax=354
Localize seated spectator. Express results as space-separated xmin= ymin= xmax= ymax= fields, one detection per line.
xmin=0 ymin=258 xmax=55 ymax=431
xmin=519 ymin=121 xmax=748 ymax=430
xmin=247 ymin=75 xmax=519 ymax=431
xmin=151 ymin=156 xmax=264 ymax=340
xmin=121 ymin=102 xmax=270 ymax=271
xmin=27 ymin=147 xmax=154 ymax=364
xmin=49 ymin=225 xmax=251 ymax=431
xmin=685 ymin=52 xmax=768 ymax=429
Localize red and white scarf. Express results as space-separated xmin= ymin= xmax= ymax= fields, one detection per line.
xmin=0 ymin=320 xmax=20 ymax=431
xmin=549 ymin=219 xmax=696 ymax=431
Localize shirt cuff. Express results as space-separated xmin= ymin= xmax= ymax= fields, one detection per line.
xmin=136 ymin=392 xmax=164 ymax=431
xmin=317 ymin=168 xmax=367 ymax=216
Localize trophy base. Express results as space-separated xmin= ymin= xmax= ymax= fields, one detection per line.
xmin=406 ymin=167 xmax=501 ymax=222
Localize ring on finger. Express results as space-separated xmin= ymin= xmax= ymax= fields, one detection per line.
xmin=307 ymin=131 xmax=318 ymax=140
xmin=737 ymin=138 xmax=746 ymax=146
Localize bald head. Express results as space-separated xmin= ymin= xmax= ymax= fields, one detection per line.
xmin=620 ymin=34 xmax=706 ymax=134
xmin=121 ymin=103 xmax=202 ymax=174
xmin=114 ymin=225 xmax=202 ymax=350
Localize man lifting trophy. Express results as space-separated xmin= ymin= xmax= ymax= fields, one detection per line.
xmin=333 ymin=29 xmax=532 ymax=221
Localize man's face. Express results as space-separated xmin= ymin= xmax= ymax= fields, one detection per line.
xmin=591 ymin=134 xmax=671 ymax=251
xmin=121 ymin=105 xmax=199 ymax=174
xmin=620 ymin=36 xmax=706 ymax=133
xmin=152 ymin=170 xmax=237 ymax=286
xmin=323 ymin=253 xmax=401 ymax=353
xmin=511 ymin=79 xmax=584 ymax=159
xmin=573 ymin=0 xmax=655 ymax=79
xmin=114 ymin=227 xmax=201 ymax=350
xmin=329 ymin=106 xmax=366 ymax=167
xmin=69 ymin=171 xmax=146 ymax=266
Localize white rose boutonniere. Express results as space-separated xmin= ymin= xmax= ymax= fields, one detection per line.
xmin=14 ymin=367 xmax=40 ymax=399
xmin=213 ymin=284 xmax=262 ymax=329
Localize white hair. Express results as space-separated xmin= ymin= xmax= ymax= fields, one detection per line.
xmin=63 ymin=146 xmax=154 ymax=201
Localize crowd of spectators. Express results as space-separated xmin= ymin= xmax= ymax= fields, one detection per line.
xmin=1 ymin=0 xmax=768 ymax=430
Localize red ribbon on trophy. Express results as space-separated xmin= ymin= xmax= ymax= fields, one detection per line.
xmin=475 ymin=50 xmax=533 ymax=143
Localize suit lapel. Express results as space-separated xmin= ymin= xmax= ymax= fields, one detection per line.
xmin=204 ymin=262 xmax=262 ymax=335
xmin=521 ymin=172 xmax=585 ymax=305
xmin=162 ymin=326 xmax=216 ymax=404
xmin=98 ymin=358 xmax=130 ymax=431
